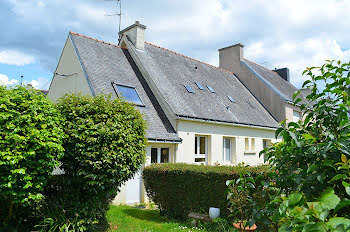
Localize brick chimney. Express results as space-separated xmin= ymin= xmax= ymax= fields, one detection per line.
xmin=218 ymin=43 xmax=244 ymax=71
xmin=119 ymin=21 xmax=146 ymax=50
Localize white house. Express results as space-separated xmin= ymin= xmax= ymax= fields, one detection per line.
xmin=47 ymin=21 xmax=298 ymax=204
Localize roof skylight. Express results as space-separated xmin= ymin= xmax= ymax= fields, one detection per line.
xmin=112 ymin=83 xmax=144 ymax=106
xmin=195 ymin=82 xmax=204 ymax=90
xmin=207 ymin=85 xmax=215 ymax=93
xmin=227 ymin=95 xmax=235 ymax=103
xmin=184 ymin=85 xmax=194 ymax=93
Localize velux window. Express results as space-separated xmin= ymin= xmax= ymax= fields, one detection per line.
xmin=112 ymin=82 xmax=143 ymax=105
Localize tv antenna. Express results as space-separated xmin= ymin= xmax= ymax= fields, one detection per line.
xmin=105 ymin=0 xmax=122 ymax=41
xmin=262 ymin=61 xmax=269 ymax=68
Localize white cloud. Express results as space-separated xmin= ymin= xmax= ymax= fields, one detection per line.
xmin=24 ymin=77 xmax=50 ymax=90
xmin=0 ymin=50 xmax=35 ymax=66
xmin=0 ymin=74 xmax=18 ymax=86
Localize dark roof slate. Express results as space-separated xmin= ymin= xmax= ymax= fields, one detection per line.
xmin=133 ymin=42 xmax=279 ymax=128
xmin=70 ymin=33 xmax=180 ymax=141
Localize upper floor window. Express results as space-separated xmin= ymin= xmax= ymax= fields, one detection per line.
xmin=112 ymin=82 xmax=144 ymax=106
xmin=195 ymin=136 xmax=207 ymax=163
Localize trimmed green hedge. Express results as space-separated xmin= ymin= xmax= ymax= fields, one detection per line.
xmin=143 ymin=163 xmax=268 ymax=220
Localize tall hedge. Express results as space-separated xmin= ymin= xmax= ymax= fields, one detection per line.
xmin=143 ymin=163 xmax=268 ymax=220
xmin=0 ymin=86 xmax=64 ymax=229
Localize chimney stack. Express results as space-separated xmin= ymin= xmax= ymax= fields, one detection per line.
xmin=274 ymin=68 xmax=290 ymax=82
xmin=218 ymin=43 xmax=244 ymax=71
xmin=119 ymin=21 xmax=146 ymax=50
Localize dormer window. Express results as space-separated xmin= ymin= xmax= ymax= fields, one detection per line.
xmin=112 ymin=82 xmax=144 ymax=106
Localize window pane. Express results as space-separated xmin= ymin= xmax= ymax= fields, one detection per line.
xmin=195 ymin=137 xmax=198 ymax=154
xmin=293 ymin=111 xmax=300 ymax=122
xmin=224 ymin=138 xmax=231 ymax=161
xmin=199 ymin=137 xmax=206 ymax=154
xmin=184 ymin=85 xmax=194 ymax=93
xmin=251 ymin=138 xmax=255 ymax=151
xmin=161 ymin=148 xmax=169 ymax=163
xmin=195 ymin=82 xmax=204 ymax=90
xmin=151 ymin=148 xmax=158 ymax=163
xmin=115 ymin=84 xmax=143 ymax=105
xmin=245 ymin=138 xmax=249 ymax=150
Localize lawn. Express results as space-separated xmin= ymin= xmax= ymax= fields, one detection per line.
xmin=106 ymin=205 xmax=208 ymax=232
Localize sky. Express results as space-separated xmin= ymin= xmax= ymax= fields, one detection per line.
xmin=1 ymin=0 xmax=350 ymax=90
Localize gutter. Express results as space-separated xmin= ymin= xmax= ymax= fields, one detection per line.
xmin=147 ymin=138 xmax=182 ymax=144
xmin=176 ymin=114 xmax=279 ymax=131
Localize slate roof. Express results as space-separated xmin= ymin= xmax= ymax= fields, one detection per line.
xmin=242 ymin=59 xmax=307 ymax=103
xmin=69 ymin=33 xmax=181 ymax=141
xmin=132 ymin=41 xmax=279 ymax=128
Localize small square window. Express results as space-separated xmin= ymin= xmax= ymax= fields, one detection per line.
xmin=207 ymin=85 xmax=215 ymax=93
xmin=112 ymin=83 xmax=143 ymax=105
xmin=195 ymin=82 xmax=204 ymax=90
xmin=184 ymin=85 xmax=194 ymax=93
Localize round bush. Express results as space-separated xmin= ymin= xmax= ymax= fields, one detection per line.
xmin=0 ymin=86 xmax=64 ymax=227
xmin=52 ymin=93 xmax=147 ymax=229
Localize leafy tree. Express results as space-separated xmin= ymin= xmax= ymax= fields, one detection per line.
xmin=0 ymin=86 xmax=64 ymax=228
xmin=49 ymin=93 xmax=147 ymax=230
xmin=263 ymin=60 xmax=350 ymax=199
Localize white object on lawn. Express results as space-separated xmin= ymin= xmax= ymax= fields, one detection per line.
xmin=209 ymin=207 xmax=220 ymax=219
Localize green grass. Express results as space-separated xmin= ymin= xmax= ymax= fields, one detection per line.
xmin=106 ymin=205 xmax=208 ymax=232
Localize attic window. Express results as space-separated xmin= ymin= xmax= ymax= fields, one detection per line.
xmin=227 ymin=95 xmax=235 ymax=103
xmin=184 ymin=85 xmax=194 ymax=93
xmin=112 ymin=83 xmax=144 ymax=106
xmin=195 ymin=82 xmax=204 ymax=90
xmin=207 ymin=85 xmax=215 ymax=93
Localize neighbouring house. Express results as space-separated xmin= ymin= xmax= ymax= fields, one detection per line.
xmin=218 ymin=44 xmax=308 ymax=123
xmin=48 ymin=21 xmax=291 ymax=204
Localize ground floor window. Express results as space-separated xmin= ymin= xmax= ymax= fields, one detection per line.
xmin=245 ymin=137 xmax=256 ymax=153
xmin=151 ymin=148 xmax=170 ymax=163
xmin=263 ymin=139 xmax=271 ymax=149
xmin=223 ymin=137 xmax=232 ymax=163
xmin=195 ymin=136 xmax=207 ymax=163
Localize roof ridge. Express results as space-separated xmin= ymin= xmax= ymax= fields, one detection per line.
xmin=69 ymin=31 xmax=124 ymax=49
xmin=244 ymin=58 xmax=278 ymax=74
xmin=144 ymin=41 xmax=237 ymax=76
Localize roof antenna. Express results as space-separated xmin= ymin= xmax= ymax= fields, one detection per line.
xmin=20 ymin=75 xmax=23 ymax=86
xmin=105 ymin=0 xmax=122 ymax=42
xmin=262 ymin=61 xmax=269 ymax=68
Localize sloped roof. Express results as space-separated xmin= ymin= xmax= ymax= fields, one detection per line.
xmin=69 ymin=32 xmax=180 ymax=141
xmin=132 ymin=42 xmax=279 ymax=128
xmin=242 ymin=59 xmax=305 ymax=103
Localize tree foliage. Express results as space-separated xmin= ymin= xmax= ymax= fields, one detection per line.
xmin=0 ymin=86 xmax=64 ymax=228
xmin=49 ymin=93 xmax=147 ymax=230
xmin=264 ymin=60 xmax=350 ymax=199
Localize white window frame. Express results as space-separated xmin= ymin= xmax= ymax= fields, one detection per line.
xmin=223 ymin=137 xmax=232 ymax=163
xmin=151 ymin=147 xmax=170 ymax=163
xmin=244 ymin=137 xmax=256 ymax=154
xmin=195 ymin=136 xmax=207 ymax=163
xmin=262 ymin=139 xmax=271 ymax=149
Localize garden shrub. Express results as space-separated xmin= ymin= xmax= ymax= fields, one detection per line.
xmin=44 ymin=93 xmax=148 ymax=230
xmin=264 ymin=60 xmax=350 ymax=200
xmin=0 ymin=86 xmax=64 ymax=230
xmin=143 ymin=163 xmax=268 ymax=220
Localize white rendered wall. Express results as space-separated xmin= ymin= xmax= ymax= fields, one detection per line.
xmin=176 ymin=120 xmax=279 ymax=166
xmin=48 ymin=36 xmax=93 ymax=101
